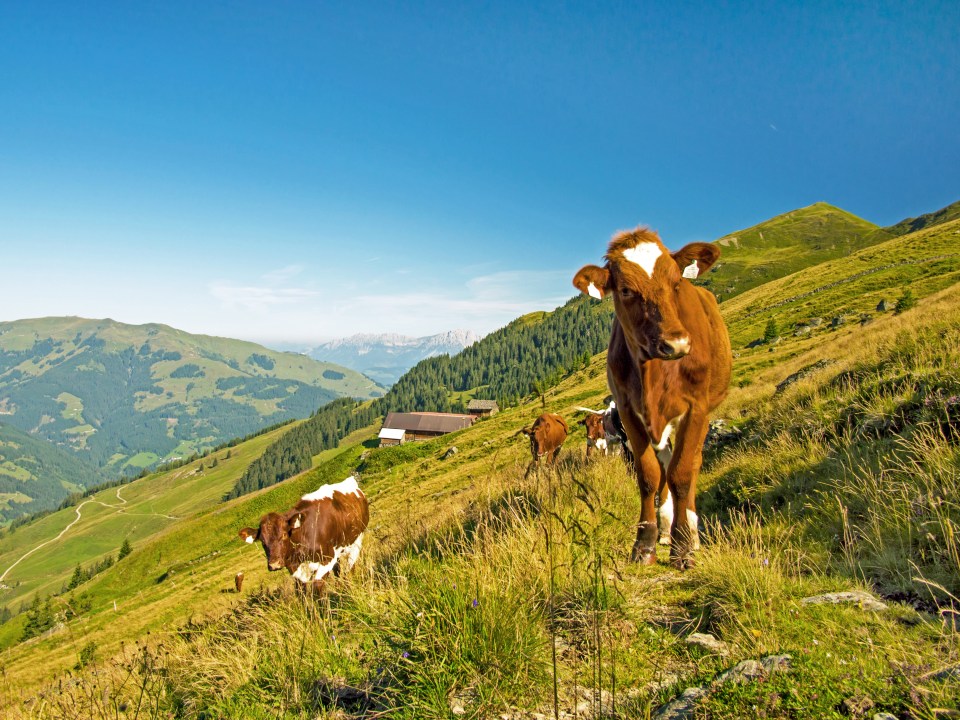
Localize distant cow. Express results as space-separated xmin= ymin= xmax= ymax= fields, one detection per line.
xmin=518 ymin=413 xmax=568 ymax=476
xmin=574 ymin=227 xmax=731 ymax=568
xmin=576 ymin=401 xmax=630 ymax=459
xmin=234 ymin=572 xmax=244 ymax=593
xmin=239 ymin=476 xmax=369 ymax=592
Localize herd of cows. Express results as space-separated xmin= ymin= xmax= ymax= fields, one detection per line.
xmin=239 ymin=227 xmax=732 ymax=590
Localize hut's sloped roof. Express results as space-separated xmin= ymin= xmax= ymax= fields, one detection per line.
xmin=382 ymin=412 xmax=474 ymax=434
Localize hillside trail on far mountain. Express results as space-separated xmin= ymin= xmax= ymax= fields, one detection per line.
xmin=0 ymin=486 xmax=178 ymax=584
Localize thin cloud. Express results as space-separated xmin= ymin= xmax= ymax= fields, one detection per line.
xmin=209 ymin=282 xmax=320 ymax=314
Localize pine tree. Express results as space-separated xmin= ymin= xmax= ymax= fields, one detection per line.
xmin=118 ymin=538 xmax=132 ymax=561
xmin=894 ymin=288 xmax=917 ymax=315
xmin=763 ymin=317 xmax=779 ymax=343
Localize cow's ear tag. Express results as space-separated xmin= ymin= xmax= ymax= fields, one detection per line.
xmin=682 ymin=260 xmax=700 ymax=279
xmin=587 ymin=282 xmax=603 ymax=300
xmin=291 ymin=515 xmax=302 ymax=529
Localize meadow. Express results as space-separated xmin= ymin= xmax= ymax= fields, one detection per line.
xmin=1 ymin=221 xmax=959 ymax=717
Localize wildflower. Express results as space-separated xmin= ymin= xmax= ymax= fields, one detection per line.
xmin=402 ymin=651 xmax=410 ymax=659
xmin=763 ymin=558 xmax=769 ymax=567
xmin=472 ymin=599 xmax=479 ymax=608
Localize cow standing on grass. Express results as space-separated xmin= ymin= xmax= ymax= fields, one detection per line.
xmin=239 ymin=476 xmax=369 ymax=593
xmin=573 ymin=227 xmax=731 ymax=568
xmin=518 ymin=413 xmax=568 ymax=477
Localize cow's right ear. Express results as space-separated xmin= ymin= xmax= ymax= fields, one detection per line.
xmin=239 ymin=528 xmax=258 ymax=544
xmin=573 ymin=265 xmax=610 ymax=300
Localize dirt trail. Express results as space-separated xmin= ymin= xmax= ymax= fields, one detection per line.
xmin=0 ymin=486 xmax=179 ymax=583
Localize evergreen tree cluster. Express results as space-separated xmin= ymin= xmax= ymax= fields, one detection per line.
xmin=225 ymin=295 xmax=614 ymax=499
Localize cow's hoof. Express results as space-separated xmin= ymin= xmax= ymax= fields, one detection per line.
xmin=670 ymin=555 xmax=695 ymax=570
xmin=658 ymin=535 xmax=672 ymax=546
xmin=631 ymin=547 xmax=658 ymax=565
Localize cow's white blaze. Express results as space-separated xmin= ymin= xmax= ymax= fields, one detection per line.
xmin=302 ymin=475 xmax=361 ymax=502
xmin=622 ymin=242 xmax=663 ymax=277
xmin=291 ymin=533 xmax=365 ymax=583
xmin=587 ymin=282 xmax=603 ymax=300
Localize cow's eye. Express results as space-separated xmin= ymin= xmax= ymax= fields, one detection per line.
xmin=619 ymin=287 xmax=634 ymax=299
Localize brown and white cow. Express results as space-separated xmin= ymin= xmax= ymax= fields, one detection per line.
xmin=576 ymin=401 xmax=626 ymax=458
xmin=573 ymin=227 xmax=731 ymax=568
xmin=239 ymin=476 xmax=369 ymax=592
xmin=518 ymin=412 xmax=568 ymax=476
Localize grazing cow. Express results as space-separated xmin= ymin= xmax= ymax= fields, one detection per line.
xmin=239 ymin=476 xmax=369 ymax=592
xmin=518 ymin=413 xmax=568 ymax=476
xmin=573 ymin=227 xmax=731 ymax=568
xmin=234 ymin=572 xmax=244 ymax=593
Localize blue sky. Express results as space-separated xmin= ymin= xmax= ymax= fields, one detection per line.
xmin=2 ymin=1 xmax=958 ymax=343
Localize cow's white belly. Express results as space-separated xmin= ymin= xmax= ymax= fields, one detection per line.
xmin=292 ymin=533 xmax=364 ymax=583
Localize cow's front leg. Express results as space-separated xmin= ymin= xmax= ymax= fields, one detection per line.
xmin=630 ymin=443 xmax=661 ymax=565
xmin=666 ymin=412 xmax=709 ymax=569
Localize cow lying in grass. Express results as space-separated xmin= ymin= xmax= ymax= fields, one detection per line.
xmin=239 ymin=476 xmax=369 ymax=593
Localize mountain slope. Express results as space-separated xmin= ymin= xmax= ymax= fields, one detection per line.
xmin=697 ymin=202 xmax=892 ymax=301
xmin=0 ymin=318 xmax=384 ymax=485
xmin=0 ymin=422 xmax=105 ymax=524
xmin=225 ymin=295 xmax=615 ymax=498
xmin=3 ymin=271 xmax=960 ymax=716
xmin=883 ymin=197 xmax=960 ymax=237
xmin=308 ymin=329 xmax=479 ymax=385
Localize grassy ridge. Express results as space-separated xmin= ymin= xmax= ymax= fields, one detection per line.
xmin=699 ymin=202 xmax=891 ymax=301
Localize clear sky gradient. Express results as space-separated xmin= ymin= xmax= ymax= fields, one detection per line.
xmin=2 ymin=2 xmax=958 ymax=343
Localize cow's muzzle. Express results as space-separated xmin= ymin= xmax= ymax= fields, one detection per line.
xmin=656 ymin=336 xmax=691 ymax=359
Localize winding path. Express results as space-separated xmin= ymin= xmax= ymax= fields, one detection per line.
xmin=0 ymin=486 xmax=179 ymax=584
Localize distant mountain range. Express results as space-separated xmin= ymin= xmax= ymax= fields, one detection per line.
xmin=307 ymin=329 xmax=479 ymax=385
xmin=0 ymin=317 xmax=384 ymax=516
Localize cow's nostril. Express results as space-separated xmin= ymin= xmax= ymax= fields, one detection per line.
xmin=659 ymin=337 xmax=691 ymax=358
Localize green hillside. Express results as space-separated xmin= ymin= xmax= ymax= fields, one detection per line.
xmin=0 ymin=317 xmax=384 ymax=511
xmin=2 ymin=220 xmax=959 ymax=717
xmin=223 ymin=294 xmax=615 ymax=499
xmin=884 ymin=198 xmax=960 ymax=237
xmin=0 ymin=422 xmax=104 ymax=523
xmin=697 ymin=202 xmax=892 ymax=301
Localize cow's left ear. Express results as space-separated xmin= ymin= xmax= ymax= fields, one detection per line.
xmin=672 ymin=243 xmax=720 ymax=279
xmin=573 ymin=265 xmax=611 ymax=300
